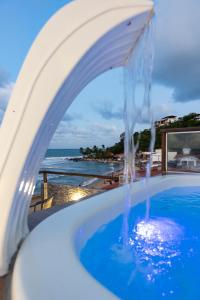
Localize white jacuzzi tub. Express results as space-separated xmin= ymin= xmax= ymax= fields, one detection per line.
xmin=11 ymin=174 xmax=200 ymax=300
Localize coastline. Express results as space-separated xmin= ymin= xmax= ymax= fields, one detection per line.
xmin=70 ymin=156 xmax=124 ymax=189
xmin=40 ymin=152 xmax=162 ymax=199
xmin=67 ymin=156 xmax=123 ymax=165
xmin=85 ymin=167 xmax=123 ymax=190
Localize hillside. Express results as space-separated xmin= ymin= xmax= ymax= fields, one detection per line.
xmin=80 ymin=113 xmax=200 ymax=157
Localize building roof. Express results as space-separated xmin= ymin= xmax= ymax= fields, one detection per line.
xmin=161 ymin=115 xmax=177 ymax=120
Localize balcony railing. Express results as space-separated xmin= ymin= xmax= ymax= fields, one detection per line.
xmin=30 ymin=170 xmax=119 ymax=212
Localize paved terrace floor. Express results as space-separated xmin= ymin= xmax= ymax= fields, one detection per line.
xmin=28 ymin=201 xmax=75 ymax=231
xmin=0 ymin=201 xmax=77 ymax=300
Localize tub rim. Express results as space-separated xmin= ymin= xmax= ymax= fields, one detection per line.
xmin=11 ymin=174 xmax=200 ymax=300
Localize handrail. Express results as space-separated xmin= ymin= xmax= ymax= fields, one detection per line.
xmin=32 ymin=170 xmax=119 ymax=211
xmin=39 ymin=169 xmax=119 ymax=181
xmin=30 ymin=198 xmax=51 ymax=212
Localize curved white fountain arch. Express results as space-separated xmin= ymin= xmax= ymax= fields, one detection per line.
xmin=0 ymin=0 xmax=153 ymax=275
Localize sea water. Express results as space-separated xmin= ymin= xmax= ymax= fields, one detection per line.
xmin=35 ymin=149 xmax=121 ymax=193
xmin=81 ymin=186 xmax=200 ymax=300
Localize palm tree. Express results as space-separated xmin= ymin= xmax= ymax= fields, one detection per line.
xmin=93 ymin=145 xmax=98 ymax=153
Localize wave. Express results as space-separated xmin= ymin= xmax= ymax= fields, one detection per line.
xmin=37 ymin=174 xmax=63 ymax=181
xmin=37 ymin=157 xmax=121 ymax=189
xmin=46 ymin=155 xmax=82 ymax=160
xmin=42 ymin=156 xmax=83 ymax=168
xmin=44 ymin=155 xmax=83 ymax=161
xmin=81 ymin=177 xmax=98 ymax=187
xmin=65 ymin=156 xmax=83 ymax=159
xmin=45 ymin=156 xmax=67 ymax=161
xmin=42 ymin=157 xmax=66 ymax=167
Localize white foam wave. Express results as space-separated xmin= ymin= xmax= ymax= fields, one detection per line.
xmin=81 ymin=178 xmax=98 ymax=187
xmin=43 ymin=155 xmax=83 ymax=163
xmin=37 ymin=174 xmax=63 ymax=181
xmin=45 ymin=156 xmax=66 ymax=160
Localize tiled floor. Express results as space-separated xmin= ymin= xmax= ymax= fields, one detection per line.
xmin=0 ymin=197 xmax=93 ymax=299
xmin=0 ymin=203 xmax=76 ymax=300
xmin=28 ymin=202 xmax=73 ymax=230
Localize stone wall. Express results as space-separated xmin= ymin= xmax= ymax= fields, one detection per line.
xmin=41 ymin=183 xmax=100 ymax=206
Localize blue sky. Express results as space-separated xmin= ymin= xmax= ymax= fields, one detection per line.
xmin=0 ymin=0 xmax=200 ymax=149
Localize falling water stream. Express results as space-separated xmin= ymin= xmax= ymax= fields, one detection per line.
xmin=122 ymin=16 xmax=155 ymax=246
xmin=121 ymin=10 xmax=185 ymax=284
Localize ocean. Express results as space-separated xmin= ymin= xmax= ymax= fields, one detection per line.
xmin=35 ymin=149 xmax=122 ymax=193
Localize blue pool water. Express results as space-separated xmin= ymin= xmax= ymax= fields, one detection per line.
xmin=80 ymin=187 xmax=200 ymax=300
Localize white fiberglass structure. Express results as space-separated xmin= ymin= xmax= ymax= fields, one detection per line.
xmin=0 ymin=0 xmax=153 ymax=276
xmin=1 ymin=2 xmax=199 ymax=300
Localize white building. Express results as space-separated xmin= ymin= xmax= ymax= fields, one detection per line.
xmin=155 ymin=115 xmax=177 ymax=127
xmin=141 ymin=149 xmax=162 ymax=163
xmin=194 ymin=114 xmax=200 ymax=121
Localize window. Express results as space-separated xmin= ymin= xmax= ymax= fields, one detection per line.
xmin=162 ymin=129 xmax=200 ymax=173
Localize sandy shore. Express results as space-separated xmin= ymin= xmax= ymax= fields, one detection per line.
xmin=69 ymin=156 xmax=123 ymax=165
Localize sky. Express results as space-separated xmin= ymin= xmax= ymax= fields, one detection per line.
xmin=0 ymin=0 xmax=200 ymax=149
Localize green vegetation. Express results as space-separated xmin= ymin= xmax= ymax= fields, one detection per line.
xmin=80 ymin=113 xmax=200 ymax=158
xmin=80 ymin=145 xmax=113 ymax=159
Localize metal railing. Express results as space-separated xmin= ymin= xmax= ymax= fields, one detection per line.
xmin=39 ymin=169 xmax=119 ymax=198
xmin=30 ymin=197 xmax=52 ymax=212
xmin=39 ymin=170 xmax=119 ymax=181
xmin=30 ymin=170 xmax=119 ymax=212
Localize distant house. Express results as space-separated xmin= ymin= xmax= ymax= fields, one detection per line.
xmin=141 ymin=149 xmax=162 ymax=163
xmin=193 ymin=114 xmax=200 ymax=121
xmin=113 ymin=154 xmax=124 ymax=161
xmin=155 ymin=115 xmax=177 ymax=127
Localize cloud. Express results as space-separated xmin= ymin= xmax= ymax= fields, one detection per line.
xmin=94 ymin=102 xmax=122 ymax=120
xmin=50 ymin=120 xmax=119 ymax=148
xmin=0 ymin=71 xmax=14 ymax=124
xmin=62 ymin=112 xmax=82 ymax=122
xmin=0 ymin=70 xmax=9 ymax=88
xmin=94 ymin=100 xmax=172 ymax=125
xmin=0 ymin=83 xmax=13 ymax=111
xmin=154 ymin=0 xmax=200 ymax=102
xmin=0 ymin=109 xmax=4 ymax=122
xmin=139 ymin=102 xmax=173 ymax=124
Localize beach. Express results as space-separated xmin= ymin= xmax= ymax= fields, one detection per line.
xmin=33 ymin=149 xmax=162 ymax=207
xmin=34 ymin=149 xmax=123 ymax=196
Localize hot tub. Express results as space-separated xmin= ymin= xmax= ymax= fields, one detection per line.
xmin=11 ymin=174 xmax=200 ymax=300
